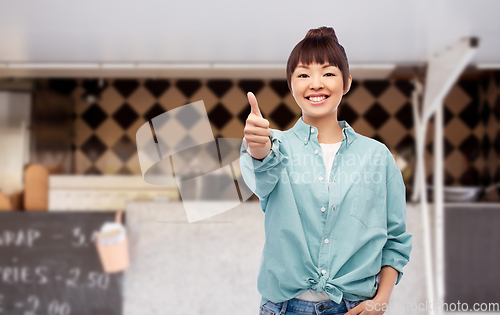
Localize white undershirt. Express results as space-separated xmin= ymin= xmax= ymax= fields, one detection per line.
xmin=294 ymin=141 xmax=341 ymax=302
xmin=319 ymin=142 xmax=342 ymax=186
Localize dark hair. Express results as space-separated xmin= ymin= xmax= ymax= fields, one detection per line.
xmin=286 ymin=26 xmax=350 ymax=92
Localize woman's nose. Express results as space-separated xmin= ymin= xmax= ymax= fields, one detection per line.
xmin=309 ymin=76 xmax=324 ymax=90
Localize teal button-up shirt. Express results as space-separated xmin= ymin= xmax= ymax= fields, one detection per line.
xmin=240 ymin=116 xmax=412 ymax=307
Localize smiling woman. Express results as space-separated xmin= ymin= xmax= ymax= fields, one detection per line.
xmin=240 ymin=25 xmax=412 ymax=315
xmin=286 ymin=27 xmax=350 ymax=93
xmin=290 ymin=62 xmax=350 ymax=128
xmin=286 ymin=27 xmax=353 ymax=144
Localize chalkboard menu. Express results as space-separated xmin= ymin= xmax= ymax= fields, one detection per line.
xmin=0 ymin=212 xmax=123 ymax=315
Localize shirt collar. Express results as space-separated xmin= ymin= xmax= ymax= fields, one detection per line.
xmin=292 ymin=116 xmax=357 ymax=146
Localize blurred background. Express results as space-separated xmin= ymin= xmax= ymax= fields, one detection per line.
xmin=0 ymin=0 xmax=499 ymax=314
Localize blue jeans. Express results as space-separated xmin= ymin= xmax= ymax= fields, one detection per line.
xmin=259 ymin=298 xmax=364 ymax=315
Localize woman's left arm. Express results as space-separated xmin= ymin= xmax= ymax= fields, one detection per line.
xmin=370 ymin=152 xmax=413 ymax=309
xmin=345 ymin=153 xmax=413 ymax=315
xmin=373 ymin=265 xmax=399 ymax=304
xmin=379 ymin=158 xmax=413 ymax=287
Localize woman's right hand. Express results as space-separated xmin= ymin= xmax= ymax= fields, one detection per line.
xmin=244 ymin=92 xmax=272 ymax=160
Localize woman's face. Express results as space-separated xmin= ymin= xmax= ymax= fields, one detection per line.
xmin=290 ymin=62 xmax=351 ymax=119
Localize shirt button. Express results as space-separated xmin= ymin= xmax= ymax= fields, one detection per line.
xmin=311 ymin=128 xmax=315 ymax=133
xmin=332 ymin=205 xmax=336 ymax=211
xmin=304 ymin=137 xmax=307 ymax=141
xmin=322 ymin=270 xmax=327 ymax=275
xmin=333 ymin=179 xmax=336 ymax=184
xmin=315 ymin=149 xmax=319 ymax=154
xmin=321 ymin=207 xmax=326 ymax=212
xmin=324 ymin=239 xmax=329 ymax=244
xmin=319 ymin=177 xmax=323 ymax=181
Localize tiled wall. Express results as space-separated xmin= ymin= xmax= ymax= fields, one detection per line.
xmin=41 ymin=71 xmax=500 ymax=201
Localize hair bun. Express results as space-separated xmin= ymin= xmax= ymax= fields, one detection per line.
xmin=304 ymin=26 xmax=339 ymax=42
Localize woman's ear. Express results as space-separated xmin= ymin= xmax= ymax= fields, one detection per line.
xmin=343 ymin=75 xmax=352 ymax=95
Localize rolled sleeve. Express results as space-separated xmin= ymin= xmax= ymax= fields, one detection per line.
xmin=239 ymin=129 xmax=288 ymax=200
xmin=381 ymin=155 xmax=413 ymax=285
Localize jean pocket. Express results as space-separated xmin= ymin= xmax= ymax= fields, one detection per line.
xmin=353 ymin=299 xmax=364 ymax=307
xmin=350 ymin=181 xmax=386 ymax=229
xmin=259 ymin=302 xmax=276 ymax=315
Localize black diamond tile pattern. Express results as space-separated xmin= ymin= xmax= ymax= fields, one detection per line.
xmin=396 ymin=134 xmax=415 ymax=154
xmin=495 ymin=131 xmax=500 ymax=155
xmin=495 ymin=97 xmax=500 ymax=120
xmin=459 ymin=166 xmax=481 ymax=186
xmin=426 ymin=171 xmax=455 ymax=187
xmin=208 ymin=103 xmax=232 ymax=130
xmin=481 ymin=101 xmax=491 ymax=125
xmin=394 ymin=80 xmax=414 ymax=98
xmin=482 ymin=134 xmax=491 ymax=159
xmin=238 ymin=80 xmax=264 ymax=95
xmin=112 ymin=135 xmax=136 ymax=162
xmin=443 ymin=106 xmax=454 ymax=126
xmin=82 ymin=104 xmax=108 ymax=129
xmin=81 ymin=135 xmax=107 ymax=162
xmin=338 ymin=102 xmax=359 ymax=125
xmin=480 ymin=75 xmax=490 ymax=91
xmin=372 ymin=134 xmax=384 ymax=145
xmin=395 ymin=102 xmax=414 ymax=129
xmin=459 ymin=80 xmax=479 ymax=101
xmin=207 ymin=80 xmax=233 ymax=98
xmin=144 ymin=103 xmax=166 ymax=122
xmin=113 ymin=80 xmax=139 ymax=98
xmin=49 ymin=79 xmax=77 ymax=95
xmin=144 ymin=80 xmax=170 ymax=98
xmin=113 ymin=103 xmax=139 ymax=130
xmin=269 ymin=80 xmax=289 ymax=98
xmin=493 ymin=71 xmax=500 ymax=87
xmin=426 ymin=138 xmax=455 ymax=158
xmin=176 ymin=79 xmax=201 ymax=98
xmin=270 ymin=103 xmax=295 ymax=129
xmin=82 ymin=79 xmax=108 ymax=98
xmin=38 ymin=73 xmax=499 ymax=201
xmin=363 ymin=80 xmax=390 ymax=98
xmin=459 ymin=134 xmax=481 ymax=162
xmin=237 ymin=104 xmax=253 ymax=125
xmin=459 ymin=101 xmax=481 ymax=129
xmin=347 ymin=80 xmax=359 ymax=93
xmin=481 ymin=165 xmax=491 ymax=187
xmin=363 ymin=102 xmax=390 ymax=129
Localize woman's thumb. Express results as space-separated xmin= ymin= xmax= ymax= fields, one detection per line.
xmin=247 ymin=92 xmax=262 ymax=117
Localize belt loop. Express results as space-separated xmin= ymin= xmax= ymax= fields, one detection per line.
xmin=343 ymin=298 xmax=351 ymax=311
xmin=280 ymin=300 xmax=288 ymax=315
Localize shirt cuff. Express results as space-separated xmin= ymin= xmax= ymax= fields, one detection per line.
xmin=381 ymin=248 xmax=409 ymax=285
xmin=240 ymin=129 xmax=285 ymax=173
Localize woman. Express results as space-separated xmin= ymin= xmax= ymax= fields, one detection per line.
xmin=240 ymin=26 xmax=412 ymax=315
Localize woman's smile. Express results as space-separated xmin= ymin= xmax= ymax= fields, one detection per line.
xmin=305 ymin=93 xmax=330 ymax=105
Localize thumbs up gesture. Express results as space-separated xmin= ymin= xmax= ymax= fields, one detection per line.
xmin=244 ymin=92 xmax=272 ymax=160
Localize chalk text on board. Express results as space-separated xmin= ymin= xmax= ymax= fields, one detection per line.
xmin=0 ymin=229 xmax=41 ymax=247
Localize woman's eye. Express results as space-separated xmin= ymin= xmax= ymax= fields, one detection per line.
xmin=325 ymin=73 xmax=335 ymax=77
xmin=298 ymin=74 xmax=308 ymax=78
